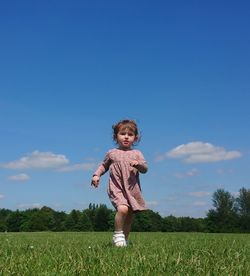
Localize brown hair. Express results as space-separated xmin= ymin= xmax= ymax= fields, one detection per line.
xmin=112 ymin=119 xmax=140 ymax=143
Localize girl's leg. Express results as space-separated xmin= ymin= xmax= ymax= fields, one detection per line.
xmin=123 ymin=208 xmax=134 ymax=240
xmin=114 ymin=205 xmax=129 ymax=231
xmin=113 ymin=205 xmax=129 ymax=246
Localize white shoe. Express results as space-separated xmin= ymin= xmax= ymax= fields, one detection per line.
xmin=112 ymin=232 xmax=126 ymax=247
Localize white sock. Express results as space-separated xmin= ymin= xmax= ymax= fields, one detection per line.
xmin=112 ymin=231 xmax=126 ymax=247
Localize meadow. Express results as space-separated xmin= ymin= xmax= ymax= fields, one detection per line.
xmin=0 ymin=232 xmax=249 ymax=275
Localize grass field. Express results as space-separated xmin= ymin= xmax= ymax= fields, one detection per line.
xmin=0 ymin=232 xmax=249 ymax=275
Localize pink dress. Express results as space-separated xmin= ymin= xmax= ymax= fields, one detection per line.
xmin=94 ymin=148 xmax=148 ymax=212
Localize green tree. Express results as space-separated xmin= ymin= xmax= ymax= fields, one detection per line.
xmin=0 ymin=209 xmax=12 ymax=231
xmin=236 ymin=187 xmax=250 ymax=232
xmin=206 ymin=189 xmax=238 ymax=232
xmin=82 ymin=209 xmax=94 ymax=231
xmin=78 ymin=212 xmax=93 ymax=231
xmin=178 ymin=217 xmax=206 ymax=232
xmin=94 ymin=204 xmax=113 ymax=231
xmin=64 ymin=209 xmax=82 ymax=231
xmin=162 ymin=215 xmax=178 ymax=232
xmin=6 ymin=210 xmax=25 ymax=232
xmin=53 ymin=211 xmax=67 ymax=231
xmin=132 ymin=210 xmax=162 ymax=232
xmin=20 ymin=207 xmax=56 ymax=231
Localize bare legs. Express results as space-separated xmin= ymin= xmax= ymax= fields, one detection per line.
xmin=115 ymin=205 xmax=134 ymax=240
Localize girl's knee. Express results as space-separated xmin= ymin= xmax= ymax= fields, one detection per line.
xmin=117 ymin=205 xmax=130 ymax=215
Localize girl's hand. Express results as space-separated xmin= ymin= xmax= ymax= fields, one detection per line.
xmin=91 ymin=175 xmax=100 ymax=188
xmin=130 ymin=160 xmax=139 ymax=167
xmin=129 ymin=160 xmax=147 ymax=173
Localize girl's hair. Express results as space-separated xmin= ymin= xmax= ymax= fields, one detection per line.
xmin=112 ymin=119 xmax=140 ymax=143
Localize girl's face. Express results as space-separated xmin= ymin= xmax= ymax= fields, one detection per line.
xmin=116 ymin=128 xmax=137 ymax=150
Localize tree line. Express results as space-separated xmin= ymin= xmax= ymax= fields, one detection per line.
xmin=0 ymin=187 xmax=249 ymax=233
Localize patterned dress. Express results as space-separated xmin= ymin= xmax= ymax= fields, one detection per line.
xmin=94 ymin=148 xmax=148 ymax=212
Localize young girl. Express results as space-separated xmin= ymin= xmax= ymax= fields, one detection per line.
xmin=91 ymin=119 xmax=148 ymax=247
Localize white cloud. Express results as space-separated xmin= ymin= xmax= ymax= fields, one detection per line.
xmin=8 ymin=173 xmax=30 ymax=181
xmin=216 ymin=168 xmax=234 ymax=174
xmin=57 ymin=162 xmax=96 ymax=172
xmin=154 ymin=153 xmax=167 ymax=162
xmin=156 ymin=141 xmax=242 ymax=163
xmin=0 ymin=151 xmax=69 ymax=170
xmin=189 ymin=191 xmax=211 ymax=197
xmin=0 ymin=194 xmax=4 ymax=199
xmin=175 ymin=168 xmax=199 ymax=178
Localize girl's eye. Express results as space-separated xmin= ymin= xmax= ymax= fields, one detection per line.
xmin=118 ymin=131 xmax=134 ymax=136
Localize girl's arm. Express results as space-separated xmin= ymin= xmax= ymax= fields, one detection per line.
xmin=91 ymin=152 xmax=111 ymax=187
xmin=130 ymin=151 xmax=148 ymax=174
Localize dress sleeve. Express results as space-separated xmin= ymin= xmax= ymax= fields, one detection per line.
xmin=93 ymin=152 xmax=111 ymax=177
xmin=136 ymin=150 xmax=148 ymax=173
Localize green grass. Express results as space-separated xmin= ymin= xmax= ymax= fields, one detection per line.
xmin=0 ymin=232 xmax=250 ymax=275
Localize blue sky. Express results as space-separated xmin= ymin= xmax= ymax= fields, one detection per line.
xmin=0 ymin=1 xmax=250 ymax=217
